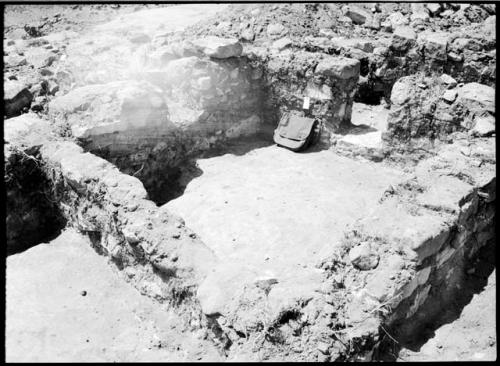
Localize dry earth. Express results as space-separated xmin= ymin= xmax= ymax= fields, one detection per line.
xmin=6 ymin=229 xmax=222 ymax=362
xmin=400 ymin=270 xmax=496 ymax=362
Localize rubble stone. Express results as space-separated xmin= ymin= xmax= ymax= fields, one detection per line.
xmin=344 ymin=5 xmax=373 ymax=25
xmin=267 ymin=23 xmax=287 ymax=39
xmin=192 ymin=36 xmax=243 ymax=59
xmin=4 ymin=80 xmax=34 ymax=118
xmin=315 ymin=56 xmax=360 ymax=80
xmin=349 ymin=242 xmax=380 ymax=270
xmin=471 ymin=115 xmax=495 ymax=137
xmin=440 ymin=74 xmax=457 ymax=88
xmin=458 ymin=82 xmax=495 ymax=115
xmin=442 ymin=89 xmax=458 ymax=103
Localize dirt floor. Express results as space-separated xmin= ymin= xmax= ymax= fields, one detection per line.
xmin=400 ymin=270 xmax=497 ymax=362
xmin=166 ymin=144 xmax=407 ymax=279
xmin=6 ymin=229 xmax=222 ymax=362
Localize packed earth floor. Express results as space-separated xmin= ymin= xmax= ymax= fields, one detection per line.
xmin=4 ymin=3 xmax=497 ymax=362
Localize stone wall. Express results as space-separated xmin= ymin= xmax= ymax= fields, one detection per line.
xmin=256 ymin=49 xmax=360 ymax=133
xmin=5 ymin=114 xmax=219 ymax=328
xmin=337 ymin=137 xmax=496 ymax=357
xmin=301 ymin=10 xmax=496 ymax=104
xmin=47 ymin=37 xmax=361 ymax=204
xmin=382 ymin=74 xmax=495 ymax=152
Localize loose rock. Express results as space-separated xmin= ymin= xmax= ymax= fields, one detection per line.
xmin=349 ymin=242 xmax=380 ymax=270
xmin=192 ymin=36 xmax=243 ymax=59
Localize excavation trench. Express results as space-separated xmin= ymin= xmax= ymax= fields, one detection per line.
xmin=76 ymin=105 xmax=496 ymax=360
xmin=8 ymin=50 xmax=496 ymax=361
xmin=8 ymin=109 xmax=496 ymax=361
xmin=55 ymin=54 xmax=495 ymax=359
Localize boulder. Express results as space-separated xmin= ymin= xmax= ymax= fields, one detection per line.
xmin=410 ymin=3 xmax=430 ymax=21
xmin=447 ymin=51 xmax=463 ymax=62
xmin=331 ymin=37 xmax=374 ymax=53
xmin=344 ymin=5 xmax=373 ymax=25
xmin=417 ymin=31 xmax=449 ymax=61
xmin=471 ymin=115 xmax=495 ymax=137
xmin=149 ymin=45 xmax=179 ymax=67
xmin=387 ymin=254 xmax=405 ymax=270
xmin=170 ymin=41 xmax=203 ymax=58
xmin=4 ymin=80 xmax=33 ymax=118
xmin=390 ymin=77 xmax=412 ymax=105
xmin=391 ymin=26 xmax=417 ymax=51
xmin=315 ymin=56 xmax=360 ymax=80
xmin=192 ymin=36 xmax=242 ymax=59
xmin=48 ymin=81 xmax=169 ymax=138
xmin=483 ymin=15 xmax=496 ymax=39
xmin=25 ymin=48 xmax=58 ymax=69
xmin=452 ymin=37 xmax=482 ymax=52
xmin=149 ymin=41 xmax=203 ymax=67
xmin=30 ymin=96 xmax=45 ymax=112
xmin=349 ymin=242 xmax=379 ymax=270
xmin=442 ymin=89 xmax=458 ymax=103
xmin=216 ymin=21 xmax=232 ymax=32
xmin=240 ymin=29 xmax=255 ymax=42
xmin=386 ymin=11 xmax=410 ymax=29
xmin=161 ymin=56 xmax=223 ymax=91
xmin=480 ymin=4 xmax=496 ymax=14
xmin=426 ymin=3 xmax=442 ymax=16
xmin=364 ymin=15 xmax=382 ymax=30
xmin=267 ymin=23 xmax=287 ymax=39
xmin=458 ymin=83 xmax=495 ymax=115
xmin=440 ymin=74 xmax=457 ymax=88
xmin=272 ymin=37 xmax=292 ymax=51
xmin=4 ymin=54 xmax=27 ymax=68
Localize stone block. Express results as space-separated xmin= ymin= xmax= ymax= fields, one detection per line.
xmin=471 ymin=115 xmax=495 ymax=137
xmin=344 ymin=5 xmax=372 ymax=25
xmin=417 ymin=31 xmax=449 ymax=61
xmin=267 ymin=23 xmax=287 ymax=39
xmin=458 ymin=83 xmax=495 ymax=115
xmin=192 ymin=36 xmax=243 ymax=59
xmin=349 ymin=242 xmax=380 ymax=270
xmin=315 ymin=56 xmax=360 ymax=80
xmin=391 ymin=26 xmax=417 ymax=52
xmin=439 ymin=74 xmax=457 ymax=88
xmin=4 ymin=80 xmax=33 ymax=118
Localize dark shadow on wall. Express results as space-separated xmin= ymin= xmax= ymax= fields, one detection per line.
xmin=375 ymin=238 xmax=496 ymax=361
xmin=6 ymin=151 xmax=67 ymax=255
xmin=86 ymin=130 xmax=276 ymax=207
xmin=150 ymin=132 xmax=275 ymax=205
